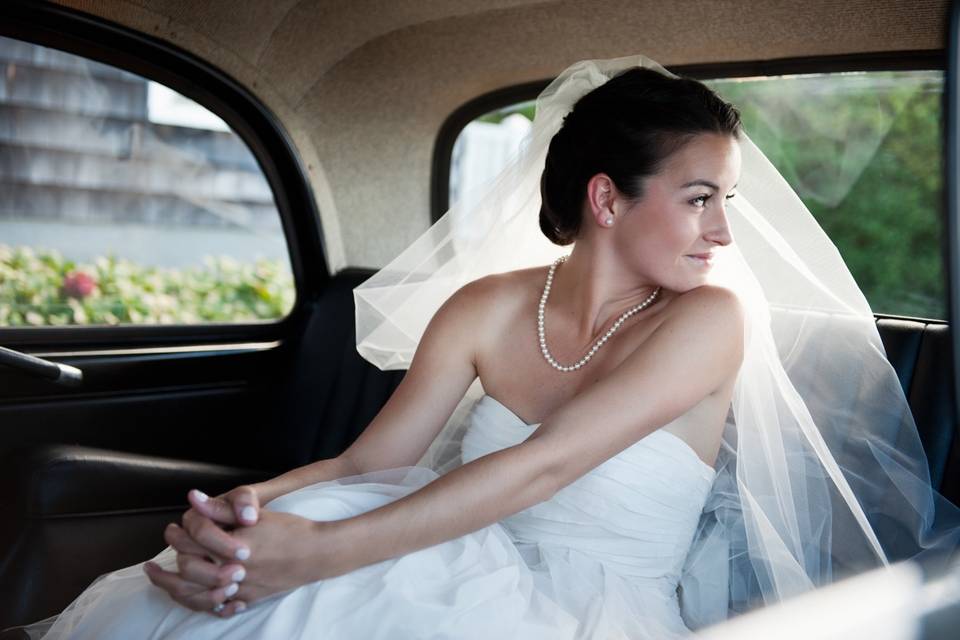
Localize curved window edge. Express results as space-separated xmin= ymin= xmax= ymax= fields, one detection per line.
xmin=0 ymin=1 xmax=327 ymax=344
xmin=432 ymin=50 xmax=945 ymax=222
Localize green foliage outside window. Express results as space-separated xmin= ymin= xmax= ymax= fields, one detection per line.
xmin=0 ymin=245 xmax=295 ymax=326
xmin=477 ymin=102 xmax=535 ymax=124
xmin=707 ymin=71 xmax=945 ymax=319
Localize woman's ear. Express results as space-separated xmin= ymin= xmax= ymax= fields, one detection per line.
xmin=585 ymin=173 xmax=617 ymax=227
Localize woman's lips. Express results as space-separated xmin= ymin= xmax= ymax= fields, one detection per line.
xmin=686 ymin=253 xmax=715 ymax=266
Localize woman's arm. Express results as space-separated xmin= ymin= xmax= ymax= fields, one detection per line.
xmin=272 ymin=273 xmax=493 ymax=493
xmin=247 ymin=457 xmax=359 ymax=505
xmin=195 ymin=275 xmax=493 ymax=521
xmin=147 ymin=277 xmax=495 ymax=615
xmin=324 ymin=286 xmax=745 ymax=574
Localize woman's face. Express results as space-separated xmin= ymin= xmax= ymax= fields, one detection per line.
xmin=612 ymin=132 xmax=741 ymax=292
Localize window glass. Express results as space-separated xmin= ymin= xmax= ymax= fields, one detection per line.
xmin=705 ymin=71 xmax=944 ymax=320
xmin=449 ymin=102 xmax=534 ymax=211
xmin=448 ymin=70 xmax=945 ymax=320
xmin=0 ymin=36 xmax=295 ymax=327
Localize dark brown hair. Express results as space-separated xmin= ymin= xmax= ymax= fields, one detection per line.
xmin=539 ymin=67 xmax=743 ymax=245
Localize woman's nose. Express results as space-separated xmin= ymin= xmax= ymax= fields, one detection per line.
xmin=706 ymin=206 xmax=733 ymax=246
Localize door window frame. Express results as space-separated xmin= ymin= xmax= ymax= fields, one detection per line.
xmin=0 ymin=1 xmax=327 ymax=348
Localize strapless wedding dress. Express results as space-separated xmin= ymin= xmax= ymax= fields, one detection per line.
xmin=29 ymin=394 xmax=717 ymax=639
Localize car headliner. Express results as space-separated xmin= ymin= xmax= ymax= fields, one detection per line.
xmin=48 ymin=0 xmax=947 ymax=272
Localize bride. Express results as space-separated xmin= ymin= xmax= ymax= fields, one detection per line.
xmin=25 ymin=55 xmax=960 ymax=639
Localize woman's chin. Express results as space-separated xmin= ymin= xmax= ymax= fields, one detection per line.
xmin=677 ymin=273 xmax=717 ymax=292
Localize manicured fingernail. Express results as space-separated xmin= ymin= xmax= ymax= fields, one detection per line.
xmin=231 ymin=568 xmax=246 ymax=582
xmin=191 ymin=490 xmax=209 ymax=502
xmin=235 ymin=547 xmax=251 ymax=561
xmin=225 ymin=583 xmax=239 ymax=597
xmin=235 ymin=602 xmax=247 ymax=613
xmin=241 ymin=506 xmax=257 ymax=522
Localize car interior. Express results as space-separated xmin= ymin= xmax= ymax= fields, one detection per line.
xmin=0 ymin=0 xmax=958 ymax=637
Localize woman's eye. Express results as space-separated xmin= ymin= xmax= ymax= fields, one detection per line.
xmin=726 ymin=193 xmax=737 ymax=200
xmin=690 ymin=194 xmax=710 ymax=207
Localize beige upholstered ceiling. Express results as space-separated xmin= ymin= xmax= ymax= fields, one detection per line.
xmin=54 ymin=0 xmax=948 ymax=271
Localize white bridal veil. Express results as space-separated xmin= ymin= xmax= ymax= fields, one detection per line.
xmin=352 ymin=55 xmax=960 ymax=627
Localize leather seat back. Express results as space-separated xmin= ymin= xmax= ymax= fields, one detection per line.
xmin=877 ymin=317 xmax=960 ymax=504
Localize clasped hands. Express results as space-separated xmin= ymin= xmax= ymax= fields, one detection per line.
xmin=142 ymin=486 xmax=343 ymax=618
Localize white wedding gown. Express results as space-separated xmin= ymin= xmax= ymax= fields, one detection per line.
xmin=31 ymin=394 xmax=718 ymax=639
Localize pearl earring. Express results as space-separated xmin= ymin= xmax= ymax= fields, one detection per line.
xmin=601 ymin=186 xmax=613 ymax=225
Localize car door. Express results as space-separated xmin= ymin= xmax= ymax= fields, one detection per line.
xmin=0 ymin=4 xmax=407 ymax=629
xmin=0 ymin=4 xmax=327 ymax=473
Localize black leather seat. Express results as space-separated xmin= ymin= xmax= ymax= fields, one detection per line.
xmin=876 ymin=317 xmax=960 ymax=506
xmin=0 ymin=446 xmax=272 ymax=633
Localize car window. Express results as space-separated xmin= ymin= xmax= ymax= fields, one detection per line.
xmin=448 ymin=70 xmax=945 ymax=320
xmin=0 ymin=35 xmax=295 ymax=328
xmin=449 ymin=103 xmax=534 ymax=212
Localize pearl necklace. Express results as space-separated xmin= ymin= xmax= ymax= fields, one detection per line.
xmin=538 ymin=255 xmax=661 ymax=372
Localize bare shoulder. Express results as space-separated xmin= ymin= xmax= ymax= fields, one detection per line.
xmin=403 ymin=274 xmax=511 ymax=377
xmin=443 ymin=267 xmax=542 ymax=355
xmin=448 ymin=268 xmax=534 ymax=318
xmin=605 ymin=283 xmax=746 ymax=397
xmin=667 ymin=283 xmax=744 ymax=318
xmin=662 ymin=285 xmax=745 ymax=346
xmin=653 ymin=284 xmax=746 ymax=385
xmin=426 ymin=272 xmax=496 ymax=321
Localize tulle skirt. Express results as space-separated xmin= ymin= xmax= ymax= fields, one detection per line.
xmin=25 ymin=467 xmax=692 ymax=639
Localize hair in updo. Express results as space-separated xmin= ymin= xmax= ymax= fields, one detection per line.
xmin=539 ymin=67 xmax=743 ymax=245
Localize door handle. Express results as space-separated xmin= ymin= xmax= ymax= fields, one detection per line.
xmin=0 ymin=345 xmax=83 ymax=386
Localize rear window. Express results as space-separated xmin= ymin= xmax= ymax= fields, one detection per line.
xmin=448 ymin=69 xmax=945 ymax=320
xmin=0 ymin=36 xmax=295 ymax=328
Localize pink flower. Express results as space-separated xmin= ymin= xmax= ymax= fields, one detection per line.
xmin=63 ymin=271 xmax=96 ymax=299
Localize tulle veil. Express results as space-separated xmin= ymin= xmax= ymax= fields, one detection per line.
xmin=353 ymin=54 xmax=960 ymax=628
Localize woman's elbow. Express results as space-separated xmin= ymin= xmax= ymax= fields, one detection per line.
xmin=336 ymin=451 xmax=366 ymax=476
xmin=512 ymin=439 xmax=566 ymax=503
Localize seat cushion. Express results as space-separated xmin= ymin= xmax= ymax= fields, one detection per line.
xmin=0 ymin=445 xmax=270 ymax=629
xmin=876 ymin=318 xmax=960 ymax=504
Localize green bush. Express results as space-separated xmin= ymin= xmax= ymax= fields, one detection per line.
xmin=0 ymin=245 xmax=295 ymax=326
xmin=707 ymin=72 xmax=946 ymax=320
